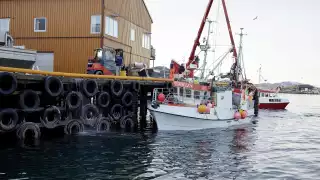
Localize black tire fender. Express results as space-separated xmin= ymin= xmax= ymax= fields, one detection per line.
xmin=120 ymin=116 xmax=135 ymax=130
xmin=96 ymin=117 xmax=112 ymax=132
xmin=16 ymin=122 xmax=41 ymax=140
xmin=97 ymin=92 xmax=111 ymax=108
xmin=64 ymin=119 xmax=84 ymax=135
xmin=0 ymin=108 xmax=19 ymax=132
xmin=81 ymin=79 xmax=98 ymax=98
xmin=44 ymin=76 xmax=63 ymax=97
xmin=19 ymin=90 xmax=40 ymax=109
xmin=110 ymin=104 xmax=123 ymax=121
xmin=121 ymin=91 xmax=133 ymax=107
xmin=41 ymin=106 xmax=61 ymax=129
xmin=110 ymin=80 xmax=124 ymax=97
xmin=131 ymin=81 xmax=140 ymax=92
xmin=66 ymin=91 xmax=82 ymax=111
xmin=0 ymin=72 xmax=17 ymax=95
xmin=81 ymin=104 xmax=99 ymax=127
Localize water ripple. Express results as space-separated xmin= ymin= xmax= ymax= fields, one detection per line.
xmin=0 ymin=95 xmax=320 ymax=179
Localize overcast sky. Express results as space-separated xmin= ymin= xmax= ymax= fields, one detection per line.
xmin=145 ymin=0 xmax=319 ymax=86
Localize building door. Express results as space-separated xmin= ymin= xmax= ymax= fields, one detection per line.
xmin=35 ymin=52 xmax=54 ymax=72
xmin=0 ymin=18 xmax=10 ymax=32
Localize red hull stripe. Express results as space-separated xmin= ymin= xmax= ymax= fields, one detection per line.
xmin=259 ymin=103 xmax=289 ymax=109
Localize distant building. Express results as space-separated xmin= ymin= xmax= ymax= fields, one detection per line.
xmin=297 ymin=84 xmax=314 ymax=92
xmin=0 ymin=0 xmax=155 ymax=73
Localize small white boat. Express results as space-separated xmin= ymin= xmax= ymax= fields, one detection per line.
xmin=148 ymin=81 xmax=259 ymax=131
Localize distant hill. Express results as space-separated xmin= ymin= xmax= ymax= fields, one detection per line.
xmin=255 ymin=81 xmax=303 ymax=89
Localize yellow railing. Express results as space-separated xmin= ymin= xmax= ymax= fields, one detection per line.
xmin=0 ymin=66 xmax=173 ymax=82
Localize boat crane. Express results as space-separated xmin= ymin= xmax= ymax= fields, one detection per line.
xmin=170 ymin=0 xmax=242 ymax=87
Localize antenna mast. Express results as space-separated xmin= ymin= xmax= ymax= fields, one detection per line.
xmin=236 ymin=28 xmax=247 ymax=80
xmin=200 ymin=20 xmax=214 ymax=79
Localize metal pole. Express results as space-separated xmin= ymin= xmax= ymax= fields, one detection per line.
xmin=200 ymin=20 xmax=213 ymax=80
xmin=236 ymin=28 xmax=247 ymax=80
xmin=100 ymin=0 xmax=105 ymax=48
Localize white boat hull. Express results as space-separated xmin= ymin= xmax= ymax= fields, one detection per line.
xmin=148 ymin=104 xmax=256 ymax=131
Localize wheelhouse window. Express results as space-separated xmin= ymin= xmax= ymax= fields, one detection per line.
xmin=194 ymin=91 xmax=200 ymax=99
xmin=105 ymin=16 xmax=118 ymax=38
xmin=179 ymin=87 xmax=184 ymax=97
xmin=186 ymin=89 xmax=192 ymax=98
xmin=91 ymin=15 xmax=101 ymax=34
xmin=34 ymin=17 xmax=46 ymax=32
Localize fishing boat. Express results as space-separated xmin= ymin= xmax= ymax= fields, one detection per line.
xmin=257 ymin=67 xmax=290 ymax=110
xmin=258 ymin=88 xmax=290 ymax=109
xmin=148 ymin=0 xmax=259 ymax=131
xmin=148 ymin=80 xmax=259 ymax=131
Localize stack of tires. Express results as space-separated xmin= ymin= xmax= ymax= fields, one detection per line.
xmin=0 ymin=72 xmax=140 ymax=141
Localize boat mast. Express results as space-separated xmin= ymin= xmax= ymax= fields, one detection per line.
xmin=221 ymin=0 xmax=239 ymax=86
xmin=258 ymin=64 xmax=263 ymax=84
xmin=236 ymin=28 xmax=247 ymax=80
xmin=200 ymin=20 xmax=214 ymax=80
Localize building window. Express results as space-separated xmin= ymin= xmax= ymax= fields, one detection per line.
xmin=0 ymin=18 xmax=10 ymax=32
xmin=130 ymin=28 xmax=135 ymax=41
xmin=105 ymin=16 xmax=118 ymax=38
xmin=91 ymin=15 xmax=101 ymax=34
xmin=142 ymin=33 xmax=151 ymax=49
xmin=34 ymin=17 xmax=46 ymax=32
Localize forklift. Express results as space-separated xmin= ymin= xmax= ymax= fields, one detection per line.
xmin=87 ymin=48 xmax=123 ymax=75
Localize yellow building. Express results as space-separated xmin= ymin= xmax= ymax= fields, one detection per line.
xmin=0 ymin=0 xmax=155 ymax=73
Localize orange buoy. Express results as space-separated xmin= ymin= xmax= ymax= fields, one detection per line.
xmin=240 ymin=110 xmax=248 ymax=119
xmin=198 ymin=105 xmax=206 ymax=113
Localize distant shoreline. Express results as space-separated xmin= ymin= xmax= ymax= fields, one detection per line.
xmin=279 ymin=92 xmax=320 ymax=95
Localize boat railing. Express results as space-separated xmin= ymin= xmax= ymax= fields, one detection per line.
xmin=153 ymin=88 xmax=212 ymax=105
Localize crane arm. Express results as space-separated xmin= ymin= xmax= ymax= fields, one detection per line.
xmin=187 ymin=0 xmax=214 ymax=78
xmin=221 ymin=0 xmax=237 ymax=61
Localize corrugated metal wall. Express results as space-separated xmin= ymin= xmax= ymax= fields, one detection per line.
xmin=0 ymin=0 xmax=153 ymax=72
xmin=105 ymin=0 xmax=152 ymax=31
xmin=16 ymin=38 xmax=99 ymax=73
xmin=104 ymin=0 xmax=152 ymax=67
xmin=0 ymin=0 xmax=101 ymax=38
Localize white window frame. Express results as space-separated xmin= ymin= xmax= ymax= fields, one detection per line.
xmin=130 ymin=28 xmax=135 ymax=41
xmin=34 ymin=17 xmax=47 ymax=32
xmin=142 ymin=33 xmax=151 ymax=49
xmin=90 ymin=15 xmax=101 ymax=34
xmin=105 ymin=16 xmax=118 ymax=38
xmin=0 ymin=18 xmax=10 ymax=32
